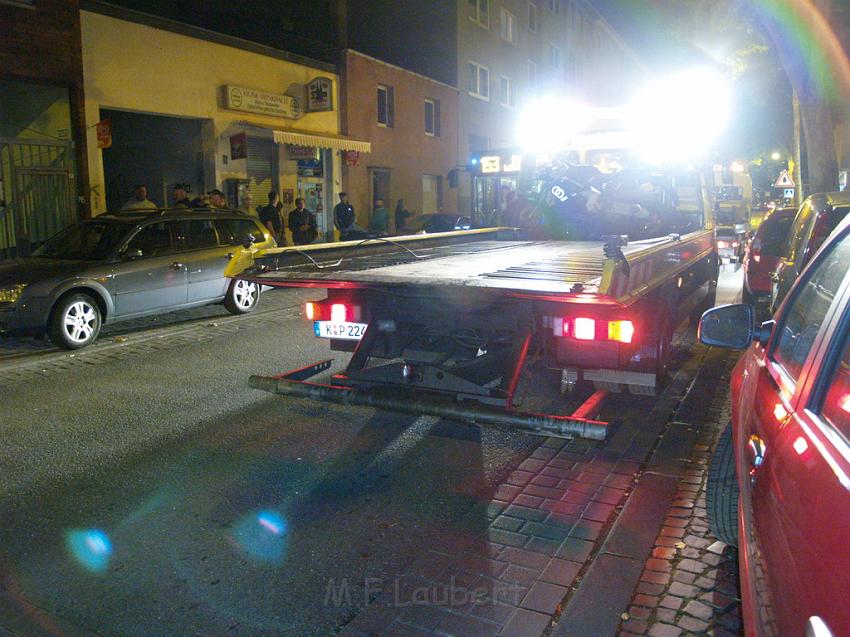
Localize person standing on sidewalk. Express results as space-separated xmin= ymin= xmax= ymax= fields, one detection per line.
xmin=370 ymin=198 xmax=390 ymax=234
xmin=394 ymin=199 xmax=412 ymax=232
xmin=334 ymin=192 xmax=359 ymax=241
xmin=259 ymin=191 xmax=285 ymax=245
xmin=121 ymin=184 xmax=157 ymax=211
xmin=288 ymin=197 xmax=317 ymax=245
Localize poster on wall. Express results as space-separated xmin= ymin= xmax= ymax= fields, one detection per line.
xmin=307 ymin=77 xmax=333 ymax=112
xmin=281 ymin=189 xmax=294 ymax=205
xmin=230 ymin=133 xmax=248 ymax=160
xmin=96 ymin=120 xmax=112 ymax=149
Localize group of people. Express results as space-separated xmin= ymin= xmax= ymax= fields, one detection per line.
xmin=120 ymin=183 xmax=227 ymax=211
xmin=332 ymin=192 xmax=413 ymax=241
xmin=122 ymin=183 xmax=416 ymax=246
xmin=257 ymin=191 xmax=318 ymax=246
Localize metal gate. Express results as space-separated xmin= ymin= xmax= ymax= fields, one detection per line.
xmin=0 ymin=138 xmax=77 ymax=258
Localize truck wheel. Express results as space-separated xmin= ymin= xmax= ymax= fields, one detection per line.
xmin=706 ymin=423 xmax=739 ymax=547
xmin=224 ymin=279 xmax=260 ymax=314
xmin=654 ymin=313 xmax=673 ymax=392
xmin=48 ymin=293 xmax=102 ymax=349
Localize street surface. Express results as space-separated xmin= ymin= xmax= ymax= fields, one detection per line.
xmin=0 ymin=268 xmax=745 ymax=637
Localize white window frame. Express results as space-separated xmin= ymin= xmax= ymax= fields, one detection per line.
xmin=468 ymin=61 xmax=490 ymax=101
xmin=528 ymin=1 xmax=537 ymax=32
xmin=528 ymin=60 xmax=537 ymax=88
xmin=470 ymin=0 xmax=489 ymax=28
xmin=499 ymin=75 xmax=515 ymax=108
xmin=500 ymin=7 xmax=517 ymax=44
xmin=549 ymin=0 xmax=560 ymax=14
xmin=424 ymin=98 xmax=436 ymax=136
xmin=549 ymin=43 xmax=561 ymax=69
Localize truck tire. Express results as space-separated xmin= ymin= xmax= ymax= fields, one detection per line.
xmin=224 ymin=279 xmax=260 ymax=314
xmin=48 ymin=292 xmax=102 ymax=349
xmin=706 ymin=423 xmax=739 ymax=547
xmin=653 ymin=311 xmax=673 ymax=392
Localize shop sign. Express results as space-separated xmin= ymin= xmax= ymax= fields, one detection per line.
xmin=96 ymin=120 xmax=112 ymax=149
xmin=225 ymin=85 xmax=301 ymax=119
xmin=343 ymin=150 xmax=360 ymax=167
xmin=230 ymin=132 xmax=248 ymax=160
xmin=307 ymin=77 xmax=333 ymax=112
xmin=288 ymin=144 xmax=319 ymax=160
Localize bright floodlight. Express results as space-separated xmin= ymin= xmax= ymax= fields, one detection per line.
xmin=516 ymin=97 xmax=593 ymax=155
xmin=627 ymin=68 xmax=732 ymax=163
xmin=731 ymin=161 xmax=745 ymax=173
xmin=771 ymin=151 xmax=782 ymax=161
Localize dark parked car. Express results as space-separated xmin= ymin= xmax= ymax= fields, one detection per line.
xmin=741 ymin=206 xmax=795 ymax=305
xmin=771 ymin=191 xmax=850 ymax=312
xmin=699 ymin=211 xmax=850 ymax=637
xmin=404 ymin=213 xmax=474 ymax=234
xmin=0 ymin=209 xmax=274 ymax=349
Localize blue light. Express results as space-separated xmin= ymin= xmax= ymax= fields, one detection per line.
xmin=66 ymin=529 xmax=112 ymax=573
xmin=232 ymin=509 xmax=289 ymax=563
xmin=471 ymin=158 xmax=479 ymax=165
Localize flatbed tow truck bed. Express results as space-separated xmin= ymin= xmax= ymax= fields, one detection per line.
xmin=236 ymin=227 xmax=716 ymax=440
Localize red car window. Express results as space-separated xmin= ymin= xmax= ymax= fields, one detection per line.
xmin=773 ymin=233 xmax=850 ymax=382
xmin=756 ymin=212 xmax=794 ymax=256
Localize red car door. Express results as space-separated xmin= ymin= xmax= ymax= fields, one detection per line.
xmin=734 ymin=230 xmax=850 ymax=636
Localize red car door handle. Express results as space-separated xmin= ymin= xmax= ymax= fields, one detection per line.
xmin=747 ymin=435 xmax=766 ymax=481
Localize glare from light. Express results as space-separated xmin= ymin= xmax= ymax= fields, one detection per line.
xmin=731 ymin=161 xmax=745 ymax=173
xmin=232 ymin=509 xmax=289 ymax=563
xmin=66 ymin=529 xmax=113 ymax=573
xmin=516 ymin=97 xmax=594 ymax=154
xmin=793 ymin=437 xmax=809 ymax=455
xmin=626 ymin=68 xmax=732 ymax=163
xmin=771 ymin=151 xmax=782 ymax=161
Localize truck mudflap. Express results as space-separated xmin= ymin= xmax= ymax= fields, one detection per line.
xmin=249 ymin=359 xmax=609 ymax=441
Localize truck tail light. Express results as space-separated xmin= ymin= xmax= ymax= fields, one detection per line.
xmin=331 ymin=303 xmax=348 ymax=323
xmin=573 ymin=317 xmax=596 ymax=340
xmin=607 ymin=320 xmax=635 ymax=343
xmin=305 ymin=302 xmax=317 ymax=320
xmin=718 ymin=240 xmax=729 ymax=249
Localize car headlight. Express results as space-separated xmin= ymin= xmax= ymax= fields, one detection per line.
xmin=0 ymin=284 xmax=27 ymax=303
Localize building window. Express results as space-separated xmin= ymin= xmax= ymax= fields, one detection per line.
xmin=549 ymin=43 xmax=561 ymax=69
xmin=377 ymin=84 xmax=394 ymax=127
xmin=500 ymin=8 xmax=517 ymax=44
xmin=549 ymin=0 xmax=560 ymax=14
xmin=468 ymin=61 xmax=490 ymax=101
xmin=528 ymin=1 xmax=537 ymax=32
xmin=424 ymin=98 xmax=441 ymax=136
xmin=499 ymin=76 xmax=515 ymax=108
xmin=528 ymin=60 xmax=537 ymax=88
xmin=469 ymin=0 xmax=489 ymax=28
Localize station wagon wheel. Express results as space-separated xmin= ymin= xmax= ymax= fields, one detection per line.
xmin=48 ymin=293 xmax=102 ymax=350
xmin=224 ymin=279 xmax=260 ymax=315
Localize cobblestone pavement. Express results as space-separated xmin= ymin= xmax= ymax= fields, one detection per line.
xmin=616 ymin=362 xmax=743 ymax=637
xmin=334 ymin=340 xmax=741 ymax=637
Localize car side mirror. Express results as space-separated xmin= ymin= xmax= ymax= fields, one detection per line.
xmin=241 ymin=234 xmax=256 ymax=249
xmin=123 ymin=248 xmax=144 ymax=260
xmin=698 ymin=303 xmax=774 ymax=349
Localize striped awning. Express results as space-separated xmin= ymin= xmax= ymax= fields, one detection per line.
xmin=273 ymin=129 xmax=371 ymax=153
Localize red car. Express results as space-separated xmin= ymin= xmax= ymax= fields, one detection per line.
xmin=700 ymin=213 xmax=850 ymax=637
xmin=741 ymin=206 xmax=796 ymax=305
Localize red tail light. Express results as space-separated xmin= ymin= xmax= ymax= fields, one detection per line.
xmin=718 ymin=240 xmax=729 ymax=249
xmin=573 ymin=317 xmax=596 ymax=340
xmin=331 ymin=303 xmax=348 ymax=323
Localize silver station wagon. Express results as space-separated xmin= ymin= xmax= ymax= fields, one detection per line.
xmin=0 ymin=209 xmax=275 ymax=349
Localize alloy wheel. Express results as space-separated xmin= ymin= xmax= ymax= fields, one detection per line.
xmin=234 ymin=280 xmax=257 ymax=310
xmin=63 ymin=300 xmax=98 ymax=344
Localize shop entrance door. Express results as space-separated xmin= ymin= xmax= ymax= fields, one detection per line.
xmin=370 ymin=168 xmax=391 ymax=209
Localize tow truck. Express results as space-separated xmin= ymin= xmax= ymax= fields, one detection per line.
xmin=234 ymin=148 xmax=718 ymax=441
xmin=712 ymin=164 xmax=753 ymax=264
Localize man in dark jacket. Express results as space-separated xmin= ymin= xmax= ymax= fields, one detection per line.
xmin=333 ymin=192 xmax=359 ymax=240
xmin=258 ymin=191 xmax=284 ymax=245
xmin=288 ymin=197 xmax=317 ymax=245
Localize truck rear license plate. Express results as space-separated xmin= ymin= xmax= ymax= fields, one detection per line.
xmin=314 ymin=321 xmax=367 ymax=340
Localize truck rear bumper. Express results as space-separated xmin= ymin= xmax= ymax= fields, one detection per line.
xmin=249 ymin=359 xmax=609 ymax=440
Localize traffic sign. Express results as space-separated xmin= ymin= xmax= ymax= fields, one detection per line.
xmin=784 ymin=188 xmax=795 ymax=199
xmin=774 ymin=170 xmax=795 ymax=188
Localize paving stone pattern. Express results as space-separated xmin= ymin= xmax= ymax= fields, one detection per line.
xmin=616 ymin=374 xmax=743 ymax=637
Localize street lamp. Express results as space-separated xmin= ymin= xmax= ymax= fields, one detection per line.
xmin=771 ymin=151 xmax=782 ymax=161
